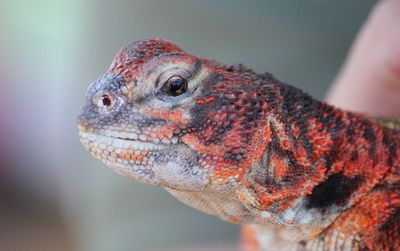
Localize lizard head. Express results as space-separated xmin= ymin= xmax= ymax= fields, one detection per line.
xmin=78 ymin=38 xmax=266 ymax=193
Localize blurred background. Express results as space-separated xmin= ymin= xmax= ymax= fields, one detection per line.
xmin=0 ymin=0 xmax=376 ymax=250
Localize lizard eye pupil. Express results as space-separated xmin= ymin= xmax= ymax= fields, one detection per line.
xmin=101 ymin=94 xmax=112 ymax=107
xmin=163 ymin=76 xmax=188 ymax=96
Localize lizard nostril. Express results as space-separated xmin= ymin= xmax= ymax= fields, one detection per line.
xmin=89 ymin=88 xmax=125 ymax=116
xmin=101 ymin=94 xmax=112 ymax=107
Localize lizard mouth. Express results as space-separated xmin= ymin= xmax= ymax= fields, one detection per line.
xmin=77 ymin=123 xmax=189 ymax=174
xmin=77 ymin=123 xmax=179 ymax=147
xmin=78 ymin=124 xmax=208 ymax=191
xmin=77 ymin=123 xmax=171 ymax=172
xmin=78 ymin=128 xmax=170 ymax=181
xmin=79 ymin=131 xmax=168 ymax=151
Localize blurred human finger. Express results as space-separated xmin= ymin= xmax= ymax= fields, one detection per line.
xmin=326 ymin=0 xmax=400 ymax=118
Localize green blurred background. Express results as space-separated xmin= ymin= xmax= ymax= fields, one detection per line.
xmin=0 ymin=0 xmax=376 ymax=250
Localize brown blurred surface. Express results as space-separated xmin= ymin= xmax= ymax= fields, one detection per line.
xmin=0 ymin=189 xmax=72 ymax=251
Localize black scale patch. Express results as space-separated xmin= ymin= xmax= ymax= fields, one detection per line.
xmin=305 ymin=173 xmax=362 ymax=212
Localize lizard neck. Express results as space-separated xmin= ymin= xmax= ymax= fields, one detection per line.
xmin=240 ymin=82 xmax=399 ymax=237
xmin=265 ymin=82 xmax=396 ymax=203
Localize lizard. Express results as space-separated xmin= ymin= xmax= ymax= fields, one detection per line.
xmin=77 ymin=38 xmax=400 ymax=251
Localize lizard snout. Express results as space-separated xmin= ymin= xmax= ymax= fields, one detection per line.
xmin=77 ymin=73 xmax=127 ymax=131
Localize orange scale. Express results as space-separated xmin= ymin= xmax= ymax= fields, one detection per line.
xmin=281 ymin=139 xmax=290 ymax=149
xmin=170 ymin=110 xmax=183 ymax=122
xmin=360 ymin=218 xmax=370 ymax=229
xmin=159 ymin=110 xmax=169 ymax=119
xmin=205 ymin=96 xmax=215 ymax=104
xmin=240 ymin=137 xmax=248 ymax=143
xmin=151 ymin=109 xmax=160 ymax=118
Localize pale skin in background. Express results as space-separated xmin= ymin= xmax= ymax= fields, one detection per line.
xmin=327 ymin=0 xmax=400 ymax=118
xmin=160 ymin=0 xmax=400 ymax=250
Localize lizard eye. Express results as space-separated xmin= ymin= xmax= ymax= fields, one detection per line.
xmin=162 ymin=76 xmax=188 ymax=96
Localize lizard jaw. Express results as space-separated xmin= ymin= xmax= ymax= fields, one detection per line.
xmin=78 ymin=128 xmax=209 ymax=191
